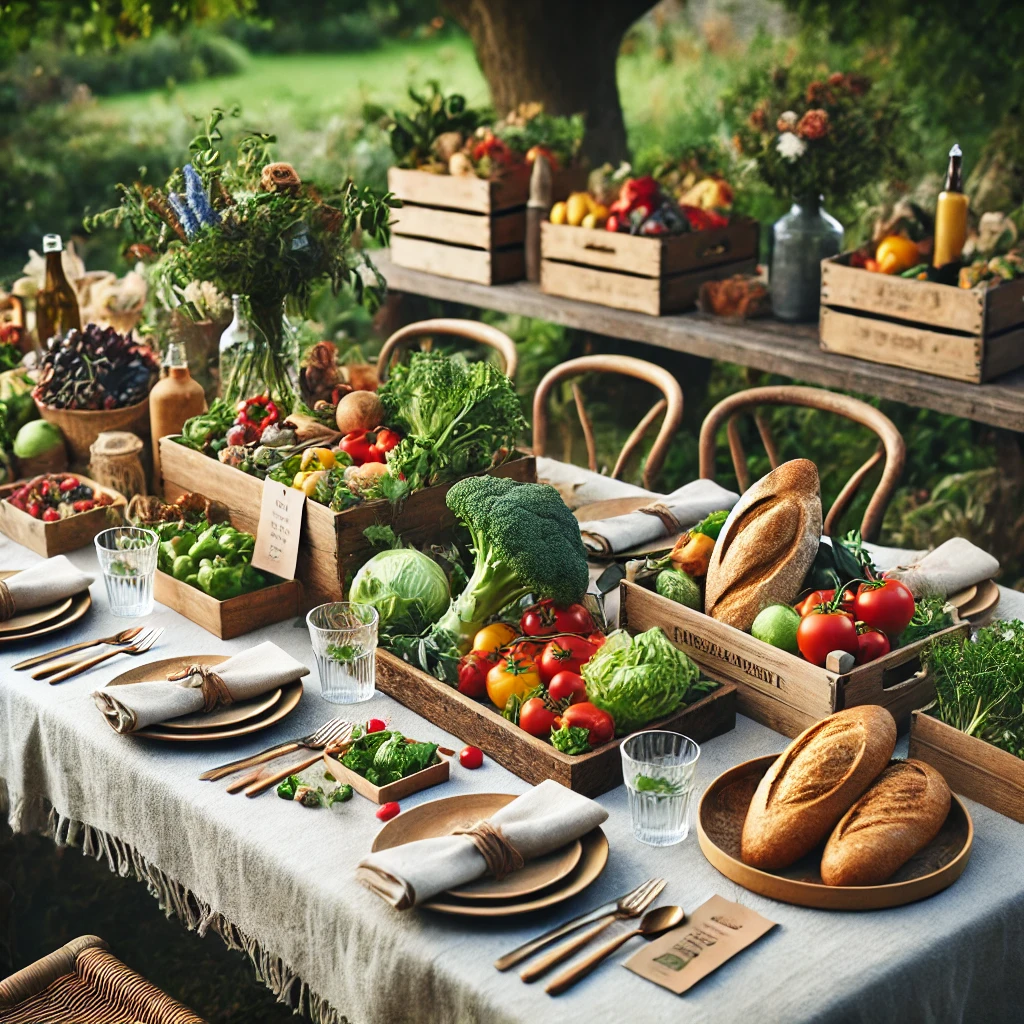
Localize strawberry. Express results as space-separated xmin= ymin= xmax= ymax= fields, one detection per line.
xmin=42 ymin=508 xmax=60 ymax=522
xmin=73 ymin=499 xmax=95 ymax=513
xmin=59 ymin=477 xmax=79 ymax=492
xmin=26 ymin=502 xmax=41 ymax=519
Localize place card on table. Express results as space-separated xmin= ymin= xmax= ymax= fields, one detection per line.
xmin=624 ymin=895 xmax=777 ymax=994
xmin=251 ymin=480 xmax=304 ymax=580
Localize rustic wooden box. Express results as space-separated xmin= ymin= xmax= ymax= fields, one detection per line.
xmin=0 ymin=475 xmax=126 ymax=557
xmin=153 ymin=569 xmax=301 ymax=640
xmin=322 ymin=747 xmax=450 ymax=804
xmin=909 ymin=711 xmax=1024 ymax=824
xmin=619 ymin=579 xmax=970 ymax=739
xmin=819 ymin=253 xmax=1024 ymax=383
xmin=159 ymin=438 xmax=537 ymax=608
xmin=539 ymin=218 xmax=760 ymax=316
xmin=375 ymin=648 xmax=736 ymax=797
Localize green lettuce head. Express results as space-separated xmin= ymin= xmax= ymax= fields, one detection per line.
xmin=349 ymin=547 xmax=450 ymax=636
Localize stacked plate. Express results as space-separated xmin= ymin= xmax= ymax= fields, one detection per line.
xmin=106 ymin=655 xmax=303 ymax=742
xmin=949 ymin=579 xmax=1000 ymax=622
xmin=371 ymin=793 xmax=609 ymax=918
xmin=0 ymin=569 xmax=92 ymax=645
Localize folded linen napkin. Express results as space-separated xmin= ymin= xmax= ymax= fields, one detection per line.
xmin=578 ymin=479 xmax=740 ymax=555
xmin=0 ymin=556 xmax=94 ymax=621
xmin=356 ymin=779 xmax=608 ymax=910
xmin=92 ymin=640 xmax=309 ymax=734
xmin=536 ymin=456 xmax=654 ymax=510
xmin=883 ymin=537 xmax=1000 ymax=599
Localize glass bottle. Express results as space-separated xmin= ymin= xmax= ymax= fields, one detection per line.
xmin=149 ymin=341 xmax=207 ymax=489
xmin=35 ymin=234 xmax=81 ymax=347
xmin=769 ymin=198 xmax=844 ymax=322
xmin=218 ymin=295 xmax=253 ymax=401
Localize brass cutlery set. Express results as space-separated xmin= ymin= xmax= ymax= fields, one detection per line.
xmin=13 ymin=627 xmax=165 ymax=683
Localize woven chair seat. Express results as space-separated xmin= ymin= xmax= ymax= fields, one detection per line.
xmin=0 ymin=935 xmax=205 ymax=1024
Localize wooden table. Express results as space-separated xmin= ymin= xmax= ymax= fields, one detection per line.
xmin=375 ymin=251 xmax=1024 ymax=432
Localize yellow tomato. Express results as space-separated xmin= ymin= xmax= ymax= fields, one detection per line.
xmin=669 ymin=531 xmax=716 ymax=578
xmin=473 ymin=622 xmax=518 ymax=654
xmin=875 ymin=235 xmax=919 ymax=275
xmin=549 ymin=201 xmax=567 ymax=225
xmin=486 ymin=654 xmax=541 ymax=711
xmin=565 ymin=192 xmax=590 ymax=227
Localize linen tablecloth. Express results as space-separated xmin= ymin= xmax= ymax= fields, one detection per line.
xmin=2 ymin=532 xmax=1024 ymax=1024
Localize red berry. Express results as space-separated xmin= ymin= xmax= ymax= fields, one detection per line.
xmin=42 ymin=508 xmax=60 ymax=522
xmin=38 ymin=480 xmax=50 ymax=496
xmin=459 ymin=745 xmax=484 ymax=770
xmin=72 ymin=499 xmax=95 ymax=513
xmin=376 ymin=802 xmax=400 ymax=822
xmin=59 ymin=477 xmax=79 ymax=492
xmin=26 ymin=502 xmax=41 ymax=519
xmin=365 ymin=718 xmax=387 ymax=733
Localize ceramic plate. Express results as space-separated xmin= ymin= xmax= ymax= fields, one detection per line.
xmin=960 ymin=579 xmax=999 ymax=621
xmin=158 ymin=687 xmax=283 ymax=730
xmin=0 ymin=589 xmax=91 ymax=645
xmin=0 ymin=567 xmax=75 ymax=634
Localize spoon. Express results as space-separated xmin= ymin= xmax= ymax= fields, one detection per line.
xmin=544 ymin=905 xmax=685 ymax=995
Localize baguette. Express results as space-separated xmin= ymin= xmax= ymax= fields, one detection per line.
xmin=820 ymin=759 xmax=951 ymax=887
xmin=704 ymin=459 xmax=822 ymax=631
xmin=741 ymin=706 xmax=897 ymax=871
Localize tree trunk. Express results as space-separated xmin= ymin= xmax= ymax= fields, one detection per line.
xmin=443 ymin=0 xmax=656 ymax=165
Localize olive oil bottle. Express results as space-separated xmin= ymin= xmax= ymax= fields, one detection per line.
xmin=933 ymin=145 xmax=969 ymax=268
xmin=35 ymin=234 xmax=81 ymax=347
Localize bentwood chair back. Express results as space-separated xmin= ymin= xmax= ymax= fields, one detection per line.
xmin=376 ymin=318 xmax=519 ymax=383
xmin=698 ymin=384 xmax=906 ymax=541
xmin=532 ymin=355 xmax=684 ymax=491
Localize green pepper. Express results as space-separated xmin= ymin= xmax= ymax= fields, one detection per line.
xmin=172 ymin=554 xmax=196 ymax=581
xmin=158 ymin=541 xmax=177 ymax=574
xmin=171 ymin=530 xmax=196 ymax=556
xmin=190 ymin=526 xmax=223 ymax=562
xmin=184 ymin=573 xmax=199 ymax=587
xmin=239 ymin=564 xmax=266 ymax=593
xmin=197 ymin=564 xmax=245 ymax=601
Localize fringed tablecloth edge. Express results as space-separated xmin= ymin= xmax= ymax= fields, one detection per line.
xmin=0 ymin=779 xmax=349 ymax=1024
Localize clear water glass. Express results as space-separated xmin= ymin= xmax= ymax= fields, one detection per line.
xmin=307 ymin=602 xmax=378 ymax=704
xmin=621 ymin=731 xmax=701 ymax=846
xmin=94 ymin=527 xmax=159 ymax=617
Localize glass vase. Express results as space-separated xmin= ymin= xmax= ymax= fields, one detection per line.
xmin=769 ymin=198 xmax=844 ymax=322
xmin=218 ymin=294 xmax=298 ymax=406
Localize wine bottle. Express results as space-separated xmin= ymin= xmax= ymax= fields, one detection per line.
xmin=35 ymin=234 xmax=81 ymax=347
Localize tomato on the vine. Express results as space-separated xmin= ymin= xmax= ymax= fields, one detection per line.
xmin=556 ymin=702 xmax=615 ymax=747
xmin=509 ymin=639 xmax=545 ymax=662
xmin=486 ymin=654 xmax=541 ymax=711
xmin=473 ymin=622 xmax=518 ymax=654
xmin=457 ymin=650 xmax=498 ymax=698
xmin=855 ymin=627 xmax=891 ymax=665
xmin=519 ymin=697 xmax=559 ymax=738
xmin=538 ymin=635 xmax=598 ymax=683
xmin=520 ymin=599 xmax=595 ymax=637
xmin=548 ymin=671 xmax=587 ymax=705
xmin=795 ymin=588 xmax=854 ymax=618
xmin=796 ymin=610 xmax=859 ymax=666
xmin=854 ymin=579 xmax=916 ymax=636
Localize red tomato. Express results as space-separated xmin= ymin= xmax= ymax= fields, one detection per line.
xmin=548 ymin=671 xmax=587 ymax=705
xmin=796 ymin=610 xmax=859 ymax=667
xmin=795 ymin=589 xmax=854 ymax=618
xmin=376 ymin=801 xmax=400 ymax=821
xmin=365 ymin=718 xmax=387 ymax=733
xmin=557 ymin=702 xmax=615 ymax=747
xmin=586 ymin=632 xmax=607 ymax=650
xmin=855 ymin=627 xmax=891 ymax=665
xmin=519 ymin=599 xmax=595 ymax=637
xmin=539 ymin=636 xmax=598 ymax=683
xmin=854 ymin=579 xmax=916 ymax=636
xmin=508 ymin=639 xmax=545 ymax=662
xmin=459 ymin=746 xmax=483 ymax=770
xmin=456 ymin=650 xmax=497 ymax=698
xmin=519 ymin=697 xmax=558 ymax=738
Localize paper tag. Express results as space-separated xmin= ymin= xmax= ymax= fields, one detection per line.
xmin=624 ymin=895 xmax=777 ymax=994
xmin=251 ymin=480 xmax=305 ymax=580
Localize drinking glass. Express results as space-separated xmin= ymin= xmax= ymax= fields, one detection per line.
xmin=94 ymin=527 xmax=159 ymax=617
xmin=621 ymin=730 xmax=701 ymax=846
xmin=307 ymin=602 xmax=378 ymax=704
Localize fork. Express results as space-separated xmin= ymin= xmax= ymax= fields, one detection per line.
xmin=14 ymin=627 xmax=145 ymax=672
xmin=519 ymin=878 xmax=665 ymax=982
xmin=44 ymin=628 xmax=164 ymax=684
xmin=494 ymin=878 xmax=666 ymax=971
xmin=227 ymin=720 xmax=356 ymax=794
xmin=199 ymin=718 xmax=354 ymax=783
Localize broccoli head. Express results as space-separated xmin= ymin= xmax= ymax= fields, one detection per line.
xmin=432 ymin=475 xmax=590 ymax=653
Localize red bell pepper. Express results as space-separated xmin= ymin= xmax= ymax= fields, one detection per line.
xmin=235 ymin=394 xmax=279 ymax=433
xmin=340 ymin=427 xmax=402 ymax=465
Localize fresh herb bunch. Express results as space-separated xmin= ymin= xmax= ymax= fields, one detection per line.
xmin=898 ymin=596 xmax=954 ymax=646
xmin=634 ymin=775 xmax=683 ymax=795
xmin=924 ymin=619 xmax=1024 ymax=758
xmin=378 ymin=83 xmax=488 ymax=170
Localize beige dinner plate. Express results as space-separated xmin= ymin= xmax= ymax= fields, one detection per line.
xmin=947 ymin=584 xmax=978 ymax=609
xmin=959 ymin=579 xmax=999 ymax=621
xmin=0 ymin=568 xmax=75 ymax=634
xmin=371 ymin=792 xmax=609 ymax=917
xmin=450 ymin=840 xmax=583 ymax=900
xmin=0 ymin=587 xmax=92 ymax=645
xmin=158 ymin=687 xmax=283 ymax=731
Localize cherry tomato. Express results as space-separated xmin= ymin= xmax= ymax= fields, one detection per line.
xmin=795 ymin=588 xmax=853 ymax=618
xmin=538 ymin=635 xmax=598 ymax=683
xmin=376 ymin=801 xmax=400 ymax=821
xmin=456 ymin=650 xmax=497 ymax=698
xmin=796 ymin=610 xmax=859 ymax=667
xmin=486 ymin=654 xmax=541 ymax=711
xmin=547 ymin=671 xmax=587 ymax=705
xmin=459 ymin=745 xmax=483 ymax=770
xmin=854 ymin=579 xmax=916 ymax=636
xmin=519 ymin=697 xmax=558 ymax=738
xmin=473 ymin=622 xmax=518 ymax=654
xmin=365 ymin=718 xmax=387 ymax=733
xmin=519 ymin=599 xmax=595 ymax=637
xmin=556 ymin=702 xmax=615 ymax=747
xmin=855 ymin=627 xmax=891 ymax=665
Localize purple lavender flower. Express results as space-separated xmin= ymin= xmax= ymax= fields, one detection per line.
xmin=182 ymin=163 xmax=219 ymax=228
xmin=168 ymin=192 xmax=199 ymax=239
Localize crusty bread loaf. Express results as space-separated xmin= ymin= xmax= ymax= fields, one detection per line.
xmin=704 ymin=459 xmax=822 ymax=631
xmin=820 ymin=759 xmax=951 ymax=887
xmin=741 ymin=706 xmax=897 ymax=871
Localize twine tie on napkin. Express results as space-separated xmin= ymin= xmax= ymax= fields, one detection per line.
xmin=0 ymin=580 xmax=15 ymax=622
xmin=452 ymin=820 xmax=525 ymax=881
xmin=637 ymin=503 xmax=681 ymax=535
xmin=167 ymin=664 xmax=234 ymax=713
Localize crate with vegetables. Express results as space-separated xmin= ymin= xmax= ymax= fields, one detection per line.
xmin=355 ymin=474 xmax=735 ymax=797
xmin=383 ymin=85 xmax=587 ymax=285
xmin=540 ymin=162 xmax=759 ymax=316
xmin=619 ymin=459 xmax=969 ymax=739
xmin=160 ymin=351 xmax=536 ymax=606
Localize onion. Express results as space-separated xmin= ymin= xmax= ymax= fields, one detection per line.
xmin=335 ymin=390 xmax=384 ymax=434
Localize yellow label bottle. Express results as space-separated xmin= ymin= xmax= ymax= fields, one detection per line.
xmin=933 ymin=144 xmax=969 ymax=268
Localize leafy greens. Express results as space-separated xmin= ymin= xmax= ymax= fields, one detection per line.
xmin=341 ymin=728 xmax=439 ymax=786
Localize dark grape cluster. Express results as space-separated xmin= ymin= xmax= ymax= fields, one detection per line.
xmin=33 ymin=323 xmax=159 ymax=410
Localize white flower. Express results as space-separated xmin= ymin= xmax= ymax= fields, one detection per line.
xmin=777 ymin=110 xmax=798 ymax=130
xmin=776 ymin=132 xmax=807 ymax=163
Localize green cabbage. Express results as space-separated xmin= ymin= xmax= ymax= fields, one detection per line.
xmin=581 ymin=627 xmax=704 ymax=735
xmin=349 ymin=547 xmax=450 ymax=636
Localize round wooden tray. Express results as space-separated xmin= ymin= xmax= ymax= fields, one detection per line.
xmin=697 ymin=754 xmax=973 ymax=910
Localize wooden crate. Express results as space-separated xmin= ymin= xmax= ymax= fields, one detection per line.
xmin=0 ymin=476 xmax=126 ymax=557
xmin=540 ymin=218 xmax=760 ymax=316
xmin=819 ymin=254 xmax=1024 ymax=383
xmin=909 ymin=711 xmax=1024 ymax=824
xmin=619 ymin=579 xmax=970 ymax=739
xmin=159 ymin=438 xmax=537 ymax=608
xmin=322 ymin=747 xmax=450 ymax=804
xmin=375 ymin=648 xmax=736 ymax=797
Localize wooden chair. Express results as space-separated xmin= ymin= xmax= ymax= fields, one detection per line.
xmin=698 ymin=385 xmax=906 ymax=540
xmin=532 ymin=355 xmax=684 ymax=490
xmin=0 ymin=935 xmax=205 ymax=1023
xmin=376 ymin=318 xmax=519 ymax=383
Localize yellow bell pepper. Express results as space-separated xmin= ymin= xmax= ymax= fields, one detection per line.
xmin=300 ymin=446 xmax=335 ymax=472
xmin=875 ymin=235 xmax=920 ymax=275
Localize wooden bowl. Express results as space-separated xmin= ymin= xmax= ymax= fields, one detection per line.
xmin=35 ymin=396 xmax=150 ymax=465
xmin=697 ymin=754 xmax=973 ymax=910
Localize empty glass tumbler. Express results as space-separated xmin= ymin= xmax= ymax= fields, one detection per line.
xmin=621 ymin=730 xmax=701 ymax=846
xmin=306 ymin=602 xmax=378 ymax=704
xmin=94 ymin=527 xmax=159 ymax=617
